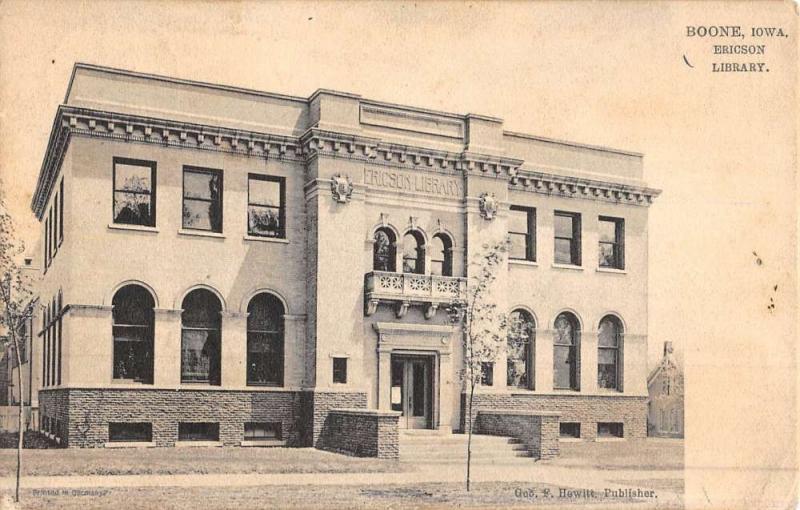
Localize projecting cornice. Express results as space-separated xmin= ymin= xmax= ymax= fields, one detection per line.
xmin=31 ymin=106 xmax=659 ymax=218
xmin=511 ymin=169 xmax=661 ymax=205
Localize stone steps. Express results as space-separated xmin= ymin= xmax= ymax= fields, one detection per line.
xmin=399 ymin=432 xmax=534 ymax=464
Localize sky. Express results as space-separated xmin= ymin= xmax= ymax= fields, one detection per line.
xmin=0 ymin=2 xmax=797 ymax=505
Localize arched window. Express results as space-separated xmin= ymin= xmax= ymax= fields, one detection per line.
xmin=247 ymin=293 xmax=285 ymax=386
xmin=373 ymin=228 xmax=396 ymax=272
xmin=112 ymin=285 xmax=155 ymax=384
xmin=181 ymin=289 xmax=221 ymax=385
xmin=402 ymin=231 xmax=425 ymax=274
xmin=553 ymin=312 xmax=580 ymax=390
xmin=598 ymin=315 xmax=622 ymax=390
xmin=507 ymin=309 xmax=535 ymax=389
xmin=430 ymin=234 xmax=453 ymax=277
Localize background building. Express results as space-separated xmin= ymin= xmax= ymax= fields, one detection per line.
xmin=647 ymin=341 xmax=684 ymax=438
xmin=30 ymin=63 xmax=659 ymax=447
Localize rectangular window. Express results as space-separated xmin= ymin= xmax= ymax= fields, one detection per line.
xmin=560 ymin=422 xmax=581 ymax=438
xmin=247 ymin=174 xmax=285 ymax=238
xmin=333 ymin=357 xmax=348 ymax=384
xmin=53 ymin=193 xmax=59 ymax=252
xmin=109 ymin=423 xmax=152 ymax=442
xmin=597 ymin=422 xmax=624 ymax=438
xmin=598 ymin=216 xmax=625 ymax=269
xmin=183 ymin=166 xmax=223 ymax=232
xmin=50 ymin=207 xmax=56 ymax=259
xmin=554 ymin=211 xmax=581 ymax=265
xmin=56 ymin=313 xmax=62 ymax=386
xmin=178 ymin=422 xmax=219 ymax=441
xmin=480 ymin=362 xmax=494 ymax=386
xmin=44 ymin=215 xmax=50 ymax=269
xmin=509 ymin=206 xmax=536 ymax=261
xmin=59 ymin=179 xmax=64 ymax=243
xmin=113 ymin=158 xmax=156 ymax=227
xmin=244 ymin=422 xmax=282 ymax=441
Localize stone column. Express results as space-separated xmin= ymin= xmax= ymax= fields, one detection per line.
xmin=221 ymin=311 xmax=247 ymax=388
xmin=376 ymin=347 xmax=392 ymax=410
xmin=438 ymin=351 xmax=454 ymax=433
xmin=283 ymin=314 xmax=306 ymax=388
xmin=581 ymin=328 xmax=598 ymax=393
xmin=153 ymin=308 xmax=182 ymax=387
xmin=536 ymin=329 xmax=555 ymax=392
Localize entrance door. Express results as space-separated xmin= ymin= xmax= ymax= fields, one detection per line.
xmin=390 ymin=355 xmax=432 ymax=429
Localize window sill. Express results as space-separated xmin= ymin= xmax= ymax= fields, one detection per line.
xmin=243 ymin=235 xmax=289 ymax=244
xmin=551 ymin=263 xmax=583 ymax=272
xmin=175 ymin=440 xmax=223 ymax=448
xmin=596 ymin=267 xmax=627 ymax=275
xmin=595 ymin=437 xmax=626 ymax=442
xmin=105 ymin=441 xmax=156 ymax=448
xmin=240 ymin=439 xmax=287 ymax=447
xmin=178 ymin=229 xmax=225 ymax=239
xmin=509 ymin=259 xmax=538 ymax=268
xmin=108 ymin=223 xmax=159 ymax=234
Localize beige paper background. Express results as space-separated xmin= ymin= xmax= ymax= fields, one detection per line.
xmin=0 ymin=1 xmax=797 ymax=508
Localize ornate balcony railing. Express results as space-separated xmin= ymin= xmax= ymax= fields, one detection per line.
xmin=364 ymin=271 xmax=467 ymax=319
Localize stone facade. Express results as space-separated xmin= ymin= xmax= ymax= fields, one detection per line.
xmin=28 ymin=64 xmax=659 ymax=450
xmin=319 ymin=409 xmax=400 ymax=459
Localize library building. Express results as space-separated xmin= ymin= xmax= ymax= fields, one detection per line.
xmin=29 ymin=64 xmax=659 ymax=456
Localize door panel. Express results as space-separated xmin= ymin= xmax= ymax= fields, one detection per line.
xmin=391 ymin=355 xmax=432 ymax=429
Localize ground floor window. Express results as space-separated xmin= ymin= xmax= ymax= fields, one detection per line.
xmin=332 ymin=357 xmax=348 ymax=384
xmin=109 ymin=422 xmax=152 ymax=442
xmin=480 ymin=362 xmax=494 ymax=386
xmin=178 ymin=422 xmax=219 ymax=441
xmin=597 ymin=422 xmax=624 ymax=438
xmin=560 ymin=422 xmax=581 ymax=438
xmin=244 ymin=422 xmax=282 ymax=441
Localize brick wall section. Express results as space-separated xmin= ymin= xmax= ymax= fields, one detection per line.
xmin=462 ymin=393 xmax=647 ymax=441
xmin=318 ymin=409 xmax=400 ymax=459
xmin=39 ymin=388 xmax=302 ymax=447
xmin=477 ymin=410 xmax=560 ymax=460
xmin=301 ymin=391 xmax=368 ymax=447
xmin=39 ymin=389 xmax=70 ymax=445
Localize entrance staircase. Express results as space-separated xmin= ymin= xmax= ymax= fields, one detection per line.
xmin=399 ymin=430 xmax=535 ymax=465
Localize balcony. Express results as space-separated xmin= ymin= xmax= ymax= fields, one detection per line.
xmin=364 ymin=271 xmax=467 ymax=319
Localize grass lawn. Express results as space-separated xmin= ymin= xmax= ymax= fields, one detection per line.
xmin=554 ymin=438 xmax=684 ymax=471
xmin=2 ymin=482 xmax=682 ymax=510
xmin=0 ymin=447 xmax=404 ymax=477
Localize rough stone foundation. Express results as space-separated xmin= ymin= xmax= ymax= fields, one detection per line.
xmin=462 ymin=393 xmax=647 ymax=441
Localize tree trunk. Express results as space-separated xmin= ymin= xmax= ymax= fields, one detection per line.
xmin=12 ymin=331 xmax=24 ymax=503
xmin=466 ymin=380 xmax=475 ymax=492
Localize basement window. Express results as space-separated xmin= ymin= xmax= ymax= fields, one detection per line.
xmin=560 ymin=422 xmax=581 ymax=438
xmin=109 ymin=423 xmax=153 ymax=442
xmin=244 ymin=422 xmax=282 ymax=441
xmin=178 ymin=422 xmax=219 ymax=441
xmin=597 ymin=422 xmax=624 ymax=438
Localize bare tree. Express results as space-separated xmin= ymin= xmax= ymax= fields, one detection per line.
xmin=0 ymin=186 xmax=36 ymax=503
xmin=446 ymin=237 xmax=517 ymax=492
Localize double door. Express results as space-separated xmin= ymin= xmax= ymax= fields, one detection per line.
xmin=391 ymin=355 xmax=432 ymax=429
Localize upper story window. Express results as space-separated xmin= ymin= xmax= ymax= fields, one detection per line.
xmin=58 ymin=179 xmax=64 ymax=243
xmin=113 ymin=158 xmax=156 ymax=227
xmin=553 ymin=312 xmax=580 ymax=390
xmin=373 ymin=228 xmax=397 ymax=272
xmin=507 ymin=309 xmax=535 ymax=389
xmin=429 ymin=234 xmax=453 ymax=277
xmin=554 ymin=211 xmax=581 ymax=266
xmin=181 ymin=289 xmax=222 ymax=385
xmin=183 ymin=167 xmax=223 ymax=233
xmin=246 ymin=293 xmax=284 ymax=386
xmin=112 ymin=285 xmax=155 ymax=384
xmin=599 ymin=216 xmax=625 ymax=269
xmin=598 ymin=315 xmax=623 ymax=390
xmin=402 ymin=231 xmax=425 ymax=274
xmin=509 ymin=206 xmax=536 ymax=262
xmin=248 ymin=174 xmax=285 ymax=238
